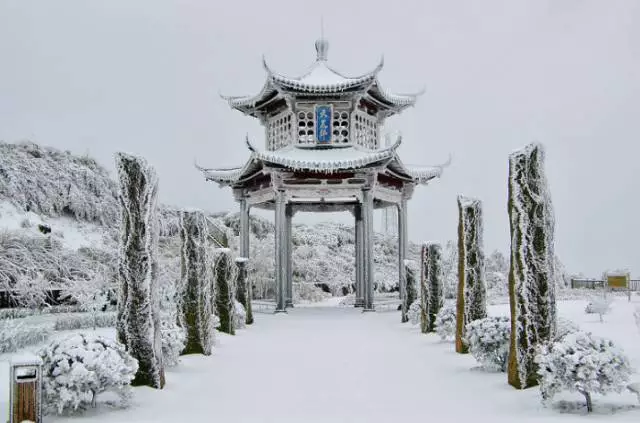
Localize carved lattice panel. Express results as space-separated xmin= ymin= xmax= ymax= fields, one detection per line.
xmin=332 ymin=110 xmax=350 ymax=144
xmin=267 ymin=111 xmax=293 ymax=150
xmin=352 ymin=110 xmax=378 ymax=149
xmin=297 ymin=111 xmax=315 ymax=144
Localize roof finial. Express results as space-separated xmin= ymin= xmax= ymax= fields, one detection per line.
xmin=315 ymin=17 xmax=329 ymax=61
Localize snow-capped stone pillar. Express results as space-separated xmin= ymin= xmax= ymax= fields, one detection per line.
xmin=354 ymin=203 xmax=364 ymax=307
xmin=239 ymin=197 xmax=250 ymax=259
xmin=285 ymin=204 xmax=294 ymax=308
xmin=362 ymin=188 xmax=375 ymax=312
xmin=115 ymin=152 xmax=165 ymax=389
xmin=398 ymin=198 xmax=408 ymax=322
xmin=507 ymin=143 xmax=556 ymax=390
xmin=274 ymin=190 xmax=287 ymax=313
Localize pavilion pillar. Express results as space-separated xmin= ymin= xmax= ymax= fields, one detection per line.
xmin=354 ymin=203 xmax=364 ymax=307
xmin=362 ymin=188 xmax=375 ymax=312
xmin=239 ymin=197 xmax=250 ymax=259
xmin=285 ymin=204 xmax=294 ymax=308
xmin=398 ymin=198 xmax=408 ymax=321
xmin=274 ymin=190 xmax=287 ymax=313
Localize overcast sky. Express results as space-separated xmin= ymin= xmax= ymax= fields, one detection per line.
xmin=1 ymin=0 xmax=639 ymax=277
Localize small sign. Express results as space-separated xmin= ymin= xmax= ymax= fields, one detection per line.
xmin=607 ymin=275 xmax=628 ymax=289
xmin=315 ymin=105 xmax=332 ymax=144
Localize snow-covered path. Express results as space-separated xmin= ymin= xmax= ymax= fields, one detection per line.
xmin=48 ymin=304 xmax=639 ymax=423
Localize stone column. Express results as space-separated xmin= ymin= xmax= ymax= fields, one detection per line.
xmin=398 ymin=199 xmax=408 ymax=322
xmin=285 ymin=204 xmax=294 ymax=308
xmin=362 ymin=188 xmax=375 ymax=312
xmin=354 ymin=203 xmax=364 ymax=307
xmin=274 ymin=190 xmax=287 ymax=313
xmin=239 ymin=197 xmax=250 ymax=258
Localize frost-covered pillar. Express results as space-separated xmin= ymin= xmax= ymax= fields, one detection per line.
xmin=115 ymin=152 xmax=165 ymax=389
xmin=239 ymin=197 xmax=250 ymax=259
xmin=285 ymin=204 xmax=294 ymax=308
xmin=362 ymin=188 xmax=375 ymax=312
xmin=421 ymin=242 xmax=444 ymax=334
xmin=398 ymin=199 xmax=408 ymax=322
xmin=507 ymin=143 xmax=556 ymax=390
xmin=180 ymin=210 xmax=213 ymax=355
xmin=354 ymin=203 xmax=364 ymax=307
xmin=274 ymin=190 xmax=287 ymax=313
xmin=455 ymin=196 xmax=487 ymax=354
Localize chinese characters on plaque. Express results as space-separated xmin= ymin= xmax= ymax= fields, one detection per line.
xmin=315 ymin=105 xmax=332 ymax=143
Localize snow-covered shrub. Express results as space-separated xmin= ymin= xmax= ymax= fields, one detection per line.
xmin=407 ymin=300 xmax=421 ymax=326
xmin=115 ymin=152 xmax=165 ymax=388
xmin=0 ymin=308 xmax=35 ymax=320
xmin=507 ymin=143 xmax=557 ymax=389
xmin=234 ymin=257 xmax=252 ymax=325
xmin=214 ymin=248 xmax=236 ymax=335
xmin=456 ymin=196 xmax=487 ymax=354
xmin=10 ymin=273 xmax=51 ymax=309
xmin=535 ymin=331 xmax=633 ymax=413
xmin=634 ymin=306 xmax=640 ymax=333
xmin=401 ymin=260 xmax=418 ymax=323
xmin=179 ymin=209 xmax=214 ymax=355
xmin=293 ymin=282 xmax=329 ymax=303
xmin=0 ymin=320 xmax=51 ymax=353
xmin=555 ymin=317 xmax=579 ymax=341
xmin=40 ymin=333 xmax=139 ymax=414
xmin=464 ymin=316 xmax=511 ymax=371
xmin=421 ymin=242 xmax=444 ymax=334
xmin=54 ymin=312 xmax=116 ymax=331
xmin=161 ymin=320 xmax=186 ymax=367
xmin=234 ymin=300 xmax=247 ymax=330
xmin=435 ymin=303 xmax=457 ymax=341
xmin=584 ymin=296 xmax=612 ymax=322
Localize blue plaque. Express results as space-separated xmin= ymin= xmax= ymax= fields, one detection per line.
xmin=315 ymin=105 xmax=332 ymax=143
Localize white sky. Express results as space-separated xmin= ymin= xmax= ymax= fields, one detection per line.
xmin=1 ymin=0 xmax=639 ymax=277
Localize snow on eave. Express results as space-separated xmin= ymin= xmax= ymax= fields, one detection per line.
xmin=219 ymin=80 xmax=278 ymax=111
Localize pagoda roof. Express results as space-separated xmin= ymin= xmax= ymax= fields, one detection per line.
xmin=197 ymin=136 xmax=448 ymax=187
xmin=220 ymin=38 xmax=424 ymax=117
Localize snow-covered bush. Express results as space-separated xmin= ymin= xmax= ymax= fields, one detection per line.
xmin=421 ymin=242 xmax=444 ymax=334
xmin=585 ymin=296 xmax=612 ymax=322
xmin=435 ymin=303 xmax=457 ymax=341
xmin=507 ymin=143 xmax=556 ymax=389
xmin=0 ymin=308 xmax=35 ymax=320
xmin=402 ymin=260 xmax=418 ymax=323
xmin=555 ymin=317 xmax=579 ymax=341
xmin=54 ymin=312 xmax=116 ymax=331
xmin=234 ymin=300 xmax=247 ymax=330
xmin=456 ymin=196 xmax=487 ymax=354
xmin=634 ymin=306 xmax=640 ymax=333
xmin=464 ymin=316 xmax=511 ymax=371
xmin=115 ymin=152 xmax=164 ymax=388
xmin=407 ymin=300 xmax=421 ymax=326
xmin=293 ymin=282 xmax=329 ymax=303
xmin=161 ymin=320 xmax=186 ymax=367
xmin=234 ymin=257 xmax=252 ymax=325
xmin=535 ymin=331 xmax=633 ymax=413
xmin=40 ymin=333 xmax=139 ymax=415
xmin=0 ymin=320 xmax=51 ymax=353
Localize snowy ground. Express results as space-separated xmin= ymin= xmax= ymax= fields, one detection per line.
xmin=1 ymin=297 xmax=639 ymax=422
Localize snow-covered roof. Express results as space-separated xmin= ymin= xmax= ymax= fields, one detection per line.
xmin=198 ymin=137 xmax=449 ymax=187
xmin=220 ymin=38 xmax=423 ymax=115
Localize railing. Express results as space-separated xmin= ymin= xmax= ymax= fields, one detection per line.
xmin=571 ymin=278 xmax=640 ymax=291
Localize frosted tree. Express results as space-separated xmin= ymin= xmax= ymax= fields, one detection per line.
xmin=402 ymin=260 xmax=417 ymax=323
xmin=115 ymin=152 xmax=165 ymax=389
xmin=635 ymin=307 xmax=640 ymax=333
xmin=507 ymin=143 xmax=557 ymax=390
xmin=421 ymin=242 xmax=444 ymax=334
xmin=455 ymin=196 xmax=487 ymax=354
xmin=214 ymin=248 xmax=236 ymax=335
xmin=179 ymin=210 xmax=213 ymax=355
xmin=235 ymin=257 xmax=253 ymax=325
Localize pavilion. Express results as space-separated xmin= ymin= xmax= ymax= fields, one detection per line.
xmin=198 ymin=37 xmax=448 ymax=312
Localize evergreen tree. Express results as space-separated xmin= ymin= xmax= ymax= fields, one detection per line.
xmin=179 ymin=210 xmax=213 ymax=355
xmin=215 ymin=248 xmax=236 ymax=335
xmin=421 ymin=242 xmax=444 ymax=334
xmin=115 ymin=152 xmax=165 ymax=389
xmin=507 ymin=143 xmax=557 ymax=389
xmin=455 ymin=196 xmax=487 ymax=354
xmin=235 ymin=257 xmax=253 ymax=325
xmin=403 ymin=260 xmax=417 ymax=324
